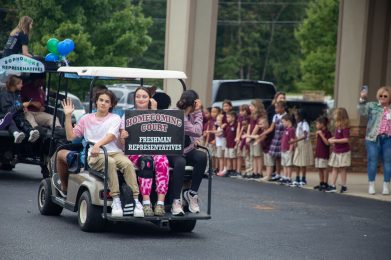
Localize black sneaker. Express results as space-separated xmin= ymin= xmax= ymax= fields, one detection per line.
xmin=271 ymin=174 xmax=281 ymax=181
xmin=325 ymin=185 xmax=337 ymax=193
xmin=340 ymin=186 xmax=348 ymax=193
xmin=321 ymin=183 xmax=329 ymax=191
xmin=314 ymin=183 xmax=322 ymax=190
xmin=229 ymin=171 xmax=239 ymax=178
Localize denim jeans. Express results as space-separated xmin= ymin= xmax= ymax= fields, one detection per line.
xmin=366 ymin=135 xmax=391 ymax=182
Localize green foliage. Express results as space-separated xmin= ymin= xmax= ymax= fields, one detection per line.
xmin=295 ymin=0 xmax=339 ymax=94
xmin=214 ymin=0 xmax=309 ymax=92
xmin=1 ymin=0 xmax=153 ymax=97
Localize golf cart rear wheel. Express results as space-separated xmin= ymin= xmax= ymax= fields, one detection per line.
xmin=169 ymin=220 xmax=197 ymax=232
xmin=78 ymin=191 xmax=105 ymax=232
xmin=38 ymin=178 xmax=63 ymax=215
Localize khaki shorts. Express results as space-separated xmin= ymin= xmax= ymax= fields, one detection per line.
xmin=216 ymin=146 xmax=225 ymax=158
xmin=250 ymin=142 xmax=263 ymax=157
xmin=263 ymin=152 xmax=275 ymax=167
xmin=328 ymin=151 xmax=351 ymax=168
xmin=281 ymin=151 xmax=293 ymax=167
xmin=207 ymin=143 xmax=216 ymax=157
xmin=315 ymin=158 xmax=329 ymax=168
xmin=224 ymin=148 xmax=236 ymax=159
xmin=237 ymin=147 xmax=248 ymax=158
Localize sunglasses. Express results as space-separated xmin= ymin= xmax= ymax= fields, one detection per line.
xmin=379 ymin=95 xmax=388 ymax=98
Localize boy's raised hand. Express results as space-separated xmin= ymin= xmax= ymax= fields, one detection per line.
xmin=61 ymin=98 xmax=74 ymax=116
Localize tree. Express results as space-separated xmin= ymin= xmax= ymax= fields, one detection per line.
xmin=214 ymin=0 xmax=308 ymax=92
xmin=1 ymin=0 xmax=153 ymax=96
xmin=295 ymin=0 xmax=339 ymax=94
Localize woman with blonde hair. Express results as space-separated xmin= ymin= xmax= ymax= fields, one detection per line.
xmin=358 ymin=86 xmax=391 ymax=195
xmin=3 ymin=16 xmax=34 ymax=57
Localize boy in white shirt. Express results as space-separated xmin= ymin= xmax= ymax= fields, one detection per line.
xmin=61 ymin=89 xmax=143 ymax=218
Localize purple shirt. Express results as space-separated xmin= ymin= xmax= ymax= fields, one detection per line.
xmin=315 ymin=129 xmax=332 ymax=159
xmin=21 ymin=83 xmax=45 ymax=112
xmin=224 ymin=121 xmax=237 ymax=148
xmin=261 ymin=130 xmax=273 ymax=153
xmin=281 ymin=127 xmax=295 ymax=152
xmin=203 ymin=118 xmax=215 ymax=143
xmin=333 ymin=128 xmax=350 ymax=153
xmin=184 ymin=110 xmax=203 ymax=154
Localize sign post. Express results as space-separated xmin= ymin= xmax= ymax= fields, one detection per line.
xmin=124 ymin=110 xmax=184 ymax=155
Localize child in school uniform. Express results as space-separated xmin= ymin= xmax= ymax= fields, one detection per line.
xmin=291 ymin=110 xmax=314 ymax=187
xmin=210 ymin=107 xmax=220 ymax=171
xmin=246 ymin=99 xmax=266 ymax=179
xmin=326 ymin=108 xmax=351 ymax=193
xmin=213 ymin=114 xmax=227 ymax=176
xmin=224 ymin=111 xmax=238 ymax=177
xmin=260 ymin=101 xmax=287 ymax=181
xmin=280 ymin=114 xmax=296 ymax=185
xmin=258 ymin=117 xmax=275 ymax=181
xmin=314 ymin=116 xmax=332 ymax=191
xmin=235 ymin=105 xmax=250 ymax=178
xmin=236 ymin=119 xmax=250 ymax=178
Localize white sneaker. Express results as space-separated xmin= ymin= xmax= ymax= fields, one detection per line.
xmin=183 ymin=191 xmax=200 ymax=213
xmin=28 ymin=129 xmax=40 ymax=142
xmin=368 ymin=181 xmax=376 ymax=195
xmin=111 ymin=197 xmax=123 ymax=217
xmin=13 ymin=131 xmax=25 ymax=143
xmin=382 ymin=182 xmax=390 ymax=195
xmin=133 ymin=200 xmax=144 ymax=218
xmin=171 ymin=199 xmax=184 ymax=216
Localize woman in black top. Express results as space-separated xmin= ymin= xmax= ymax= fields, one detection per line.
xmin=3 ymin=16 xmax=33 ymax=58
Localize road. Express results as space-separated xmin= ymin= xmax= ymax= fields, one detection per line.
xmin=0 ymin=164 xmax=390 ymax=260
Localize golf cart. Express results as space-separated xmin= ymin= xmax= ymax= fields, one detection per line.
xmin=0 ymin=54 xmax=67 ymax=177
xmin=37 ymin=66 xmax=213 ymax=232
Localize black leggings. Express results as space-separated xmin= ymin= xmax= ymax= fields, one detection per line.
xmin=7 ymin=114 xmax=33 ymax=136
xmin=168 ymin=149 xmax=207 ymax=200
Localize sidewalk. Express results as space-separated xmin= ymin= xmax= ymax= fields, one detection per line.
xmin=237 ymin=171 xmax=391 ymax=203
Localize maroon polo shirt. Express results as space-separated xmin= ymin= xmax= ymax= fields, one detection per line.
xmin=315 ymin=129 xmax=332 ymax=159
xmin=333 ymin=128 xmax=350 ymax=153
xmin=281 ymin=126 xmax=295 ymax=152
xmin=224 ymin=121 xmax=237 ymax=148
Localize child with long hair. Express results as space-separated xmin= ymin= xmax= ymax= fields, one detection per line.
xmin=260 ymin=101 xmax=287 ymax=181
xmin=213 ymin=114 xmax=227 ymax=176
xmin=0 ymin=75 xmax=40 ymax=143
xmin=246 ymin=99 xmax=266 ymax=179
xmin=291 ymin=110 xmax=314 ymax=187
xmin=326 ymin=108 xmax=351 ymax=193
xmin=314 ymin=116 xmax=332 ymax=191
xmin=210 ymin=107 xmax=220 ymax=171
xmin=235 ymin=104 xmax=251 ymax=177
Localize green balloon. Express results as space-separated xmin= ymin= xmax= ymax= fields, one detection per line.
xmin=47 ymin=38 xmax=59 ymax=55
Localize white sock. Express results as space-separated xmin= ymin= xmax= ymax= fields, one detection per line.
xmin=143 ymin=200 xmax=151 ymax=205
xmin=157 ymin=201 xmax=164 ymax=206
xmin=134 ymin=198 xmax=141 ymax=204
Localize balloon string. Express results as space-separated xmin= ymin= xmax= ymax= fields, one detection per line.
xmin=62 ymin=56 xmax=69 ymax=66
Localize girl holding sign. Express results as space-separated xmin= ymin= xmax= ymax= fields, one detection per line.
xmin=122 ymin=86 xmax=170 ymax=217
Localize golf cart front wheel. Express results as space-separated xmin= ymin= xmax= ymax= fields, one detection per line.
xmin=78 ymin=191 xmax=105 ymax=232
xmin=37 ymin=178 xmax=63 ymax=215
xmin=169 ymin=220 xmax=197 ymax=232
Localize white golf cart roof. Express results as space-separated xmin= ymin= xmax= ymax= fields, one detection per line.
xmin=57 ymin=66 xmax=187 ymax=80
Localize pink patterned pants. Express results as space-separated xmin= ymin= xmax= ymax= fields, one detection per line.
xmin=128 ymin=155 xmax=169 ymax=195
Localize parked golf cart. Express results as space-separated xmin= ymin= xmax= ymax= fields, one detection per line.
xmin=37 ymin=66 xmax=213 ymax=232
xmin=0 ymin=55 xmax=67 ymax=177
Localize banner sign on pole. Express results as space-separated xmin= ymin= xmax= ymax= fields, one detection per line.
xmin=124 ymin=109 xmax=184 ymax=155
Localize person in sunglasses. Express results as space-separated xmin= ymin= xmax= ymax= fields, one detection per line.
xmin=358 ymin=86 xmax=391 ymax=195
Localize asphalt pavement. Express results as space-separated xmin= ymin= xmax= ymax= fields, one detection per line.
xmin=0 ymin=164 xmax=390 ymax=260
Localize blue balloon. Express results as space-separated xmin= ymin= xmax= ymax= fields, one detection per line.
xmin=45 ymin=53 xmax=59 ymax=62
xmin=57 ymin=39 xmax=75 ymax=57
xmin=64 ymin=39 xmax=75 ymax=52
